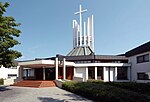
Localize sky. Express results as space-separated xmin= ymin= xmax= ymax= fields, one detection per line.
xmin=1 ymin=0 xmax=150 ymax=60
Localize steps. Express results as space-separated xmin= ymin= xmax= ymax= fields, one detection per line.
xmin=12 ymin=80 xmax=56 ymax=88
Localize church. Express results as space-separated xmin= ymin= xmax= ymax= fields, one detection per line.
xmin=13 ymin=5 xmax=149 ymax=87
xmin=17 ymin=5 xmax=131 ymax=84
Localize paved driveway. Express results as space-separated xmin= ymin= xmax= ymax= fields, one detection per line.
xmin=0 ymin=86 xmax=93 ymax=102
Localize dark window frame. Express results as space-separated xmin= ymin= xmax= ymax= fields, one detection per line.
xmin=117 ymin=67 xmax=128 ymax=80
xmin=8 ymin=74 xmax=17 ymax=78
xmin=137 ymin=72 xmax=150 ymax=80
xmin=137 ymin=54 xmax=149 ymax=63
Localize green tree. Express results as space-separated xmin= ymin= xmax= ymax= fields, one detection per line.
xmin=0 ymin=2 xmax=22 ymax=67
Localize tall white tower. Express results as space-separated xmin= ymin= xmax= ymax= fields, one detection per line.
xmin=73 ymin=5 xmax=94 ymax=51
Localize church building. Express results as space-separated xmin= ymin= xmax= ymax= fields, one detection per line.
xmin=17 ymin=5 xmax=131 ymax=85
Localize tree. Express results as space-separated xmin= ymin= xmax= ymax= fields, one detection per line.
xmin=0 ymin=2 xmax=22 ymax=67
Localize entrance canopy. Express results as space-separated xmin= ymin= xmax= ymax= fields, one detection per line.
xmin=18 ymin=60 xmax=55 ymax=68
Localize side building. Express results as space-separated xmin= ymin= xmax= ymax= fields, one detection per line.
xmin=125 ymin=41 xmax=150 ymax=83
xmin=0 ymin=61 xmax=19 ymax=85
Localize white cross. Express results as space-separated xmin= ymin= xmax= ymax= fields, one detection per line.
xmin=74 ymin=5 xmax=87 ymax=46
xmin=74 ymin=5 xmax=87 ymax=15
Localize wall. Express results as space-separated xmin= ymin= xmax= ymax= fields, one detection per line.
xmin=74 ymin=67 xmax=86 ymax=81
xmin=103 ymin=67 xmax=115 ymax=82
xmin=128 ymin=51 xmax=150 ymax=82
xmin=0 ymin=66 xmax=19 ymax=79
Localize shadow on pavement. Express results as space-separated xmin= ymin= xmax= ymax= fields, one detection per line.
xmin=0 ymin=86 xmax=11 ymax=92
xmin=63 ymin=93 xmax=88 ymax=101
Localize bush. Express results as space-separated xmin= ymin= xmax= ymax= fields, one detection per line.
xmin=62 ymin=81 xmax=150 ymax=102
xmin=0 ymin=78 xmax=4 ymax=85
xmin=87 ymin=80 xmax=150 ymax=95
xmin=103 ymin=82 xmax=150 ymax=95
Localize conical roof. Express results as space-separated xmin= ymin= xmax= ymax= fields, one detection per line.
xmin=67 ymin=46 xmax=94 ymax=56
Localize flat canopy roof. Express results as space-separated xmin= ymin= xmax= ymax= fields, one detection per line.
xmin=19 ymin=60 xmax=55 ymax=68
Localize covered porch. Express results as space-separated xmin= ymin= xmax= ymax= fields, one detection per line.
xmin=18 ymin=58 xmax=75 ymax=81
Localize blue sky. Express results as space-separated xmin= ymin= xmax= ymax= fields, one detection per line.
xmin=1 ymin=0 xmax=150 ymax=60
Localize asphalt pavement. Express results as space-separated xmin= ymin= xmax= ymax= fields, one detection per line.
xmin=0 ymin=86 xmax=93 ymax=102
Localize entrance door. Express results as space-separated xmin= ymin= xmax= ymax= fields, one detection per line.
xmin=45 ymin=68 xmax=55 ymax=80
xmin=66 ymin=67 xmax=74 ymax=80
xmin=35 ymin=68 xmax=43 ymax=80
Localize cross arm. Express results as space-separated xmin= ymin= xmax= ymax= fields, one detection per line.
xmin=74 ymin=9 xmax=87 ymax=15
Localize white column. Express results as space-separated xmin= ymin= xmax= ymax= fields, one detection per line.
xmin=74 ymin=67 xmax=76 ymax=76
xmin=87 ymin=17 xmax=90 ymax=47
xmin=84 ymin=21 xmax=86 ymax=46
xmin=77 ymin=25 xmax=80 ymax=46
xmin=91 ymin=15 xmax=94 ymax=51
xmin=85 ymin=67 xmax=88 ymax=81
xmin=73 ymin=20 xmax=75 ymax=48
xmin=103 ymin=67 xmax=107 ymax=82
xmin=43 ymin=68 xmax=45 ymax=80
xmin=79 ymin=5 xmax=82 ymax=46
xmin=19 ymin=66 xmax=23 ymax=80
xmin=55 ymin=58 xmax=58 ymax=80
xmin=95 ymin=66 xmax=97 ymax=80
xmin=63 ymin=58 xmax=66 ymax=80
xmin=115 ymin=67 xmax=117 ymax=81
xmin=128 ymin=67 xmax=131 ymax=81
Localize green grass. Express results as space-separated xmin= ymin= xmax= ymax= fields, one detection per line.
xmin=62 ymin=81 xmax=150 ymax=102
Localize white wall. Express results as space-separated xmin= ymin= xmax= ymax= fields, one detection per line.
xmin=0 ymin=66 xmax=19 ymax=79
xmin=74 ymin=66 xmax=130 ymax=82
xmin=74 ymin=67 xmax=86 ymax=81
xmin=128 ymin=51 xmax=150 ymax=82
xmin=103 ymin=67 xmax=115 ymax=82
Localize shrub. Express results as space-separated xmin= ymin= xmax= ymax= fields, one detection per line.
xmin=0 ymin=78 xmax=4 ymax=85
xmin=62 ymin=81 xmax=150 ymax=102
xmin=104 ymin=82 xmax=150 ymax=95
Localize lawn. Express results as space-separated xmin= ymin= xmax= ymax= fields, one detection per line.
xmin=62 ymin=80 xmax=150 ymax=102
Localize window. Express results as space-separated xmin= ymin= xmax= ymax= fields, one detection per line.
xmin=117 ymin=67 xmax=128 ymax=80
xmin=23 ymin=69 xmax=34 ymax=77
xmin=8 ymin=74 xmax=17 ymax=78
xmin=88 ymin=67 xmax=95 ymax=79
xmin=28 ymin=69 xmax=34 ymax=77
xmin=97 ymin=67 xmax=103 ymax=80
xmin=137 ymin=54 xmax=149 ymax=63
xmin=144 ymin=54 xmax=149 ymax=62
xmin=137 ymin=72 xmax=150 ymax=80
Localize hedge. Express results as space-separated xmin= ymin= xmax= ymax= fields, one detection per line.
xmin=62 ymin=81 xmax=150 ymax=102
xmin=89 ymin=80 xmax=150 ymax=96
xmin=0 ymin=78 xmax=4 ymax=85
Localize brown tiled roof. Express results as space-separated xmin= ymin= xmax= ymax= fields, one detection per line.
xmin=125 ymin=41 xmax=150 ymax=57
xmin=58 ymin=55 xmax=127 ymax=61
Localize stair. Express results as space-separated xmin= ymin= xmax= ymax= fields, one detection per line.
xmin=12 ymin=80 xmax=56 ymax=88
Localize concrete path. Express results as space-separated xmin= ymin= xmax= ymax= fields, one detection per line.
xmin=0 ymin=86 xmax=93 ymax=102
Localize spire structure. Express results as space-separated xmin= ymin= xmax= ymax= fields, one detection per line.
xmin=73 ymin=5 xmax=94 ymax=52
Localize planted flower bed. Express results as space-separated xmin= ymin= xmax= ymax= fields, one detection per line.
xmin=62 ymin=81 xmax=150 ymax=102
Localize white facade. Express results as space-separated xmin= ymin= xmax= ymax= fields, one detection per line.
xmin=0 ymin=66 xmax=19 ymax=85
xmin=128 ymin=51 xmax=150 ymax=83
xmin=74 ymin=67 xmax=86 ymax=81
xmin=18 ymin=59 xmax=131 ymax=82
xmin=0 ymin=66 xmax=19 ymax=79
xmin=73 ymin=63 xmax=131 ymax=82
